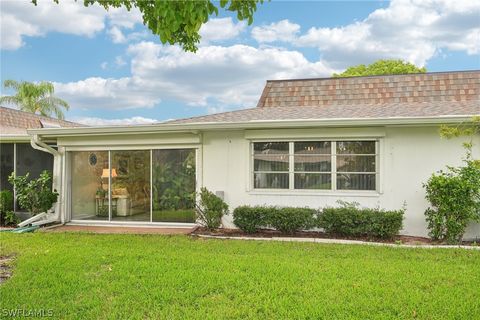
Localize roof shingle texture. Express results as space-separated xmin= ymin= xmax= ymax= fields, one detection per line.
xmin=1 ymin=106 xmax=83 ymax=135
xmin=168 ymin=71 xmax=479 ymax=125
xmin=257 ymin=70 xmax=480 ymax=108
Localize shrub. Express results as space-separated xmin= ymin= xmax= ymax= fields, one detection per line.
xmin=318 ymin=202 xmax=404 ymax=239
xmin=424 ymin=158 xmax=480 ymax=244
xmin=0 ymin=190 xmax=17 ymax=227
xmin=196 ymin=187 xmax=228 ymax=230
xmin=233 ymin=205 xmax=271 ymax=233
xmin=8 ymin=171 xmax=58 ymax=215
xmin=267 ymin=207 xmax=317 ymax=234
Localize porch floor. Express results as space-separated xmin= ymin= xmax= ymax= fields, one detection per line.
xmin=43 ymin=225 xmax=196 ymax=235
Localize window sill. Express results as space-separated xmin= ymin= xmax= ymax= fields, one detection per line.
xmin=247 ymin=190 xmax=382 ymax=197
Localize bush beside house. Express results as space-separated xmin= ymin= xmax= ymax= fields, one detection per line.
xmin=424 ymin=157 xmax=480 ymax=244
xmin=196 ymin=187 xmax=229 ymax=230
xmin=233 ymin=203 xmax=404 ymax=239
xmin=317 ymin=203 xmax=404 ymax=239
xmin=0 ymin=190 xmax=18 ymax=227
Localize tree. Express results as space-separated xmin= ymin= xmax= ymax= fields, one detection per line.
xmin=333 ymin=59 xmax=426 ymax=78
xmin=0 ymin=80 xmax=70 ymax=119
xmin=33 ymin=0 xmax=264 ymax=53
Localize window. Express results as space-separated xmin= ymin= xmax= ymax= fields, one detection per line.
xmin=252 ymin=140 xmax=378 ymax=191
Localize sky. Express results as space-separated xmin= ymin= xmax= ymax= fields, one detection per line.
xmin=1 ymin=0 xmax=479 ymax=125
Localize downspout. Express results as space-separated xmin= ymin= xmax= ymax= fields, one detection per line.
xmin=28 ymin=134 xmax=63 ymax=225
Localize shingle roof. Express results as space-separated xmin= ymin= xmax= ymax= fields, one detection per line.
xmin=0 ymin=106 xmax=83 ymax=136
xmin=167 ymin=100 xmax=479 ymax=124
xmin=257 ymin=70 xmax=479 ymax=108
xmin=167 ymin=71 xmax=479 ymax=125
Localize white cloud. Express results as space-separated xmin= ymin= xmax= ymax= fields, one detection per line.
xmin=54 ymin=77 xmax=161 ymax=109
xmin=72 ymin=116 xmax=158 ymax=126
xmin=53 ymin=42 xmax=335 ymax=110
xmin=0 ymin=0 xmax=142 ymax=50
xmin=100 ymin=62 xmax=108 ymax=70
xmin=199 ymin=18 xmax=246 ymax=43
xmin=251 ymin=20 xmax=301 ymax=43
xmin=115 ymin=56 xmax=127 ymax=67
xmin=108 ymin=26 xmax=127 ymax=44
xmin=293 ymin=0 xmax=480 ymax=68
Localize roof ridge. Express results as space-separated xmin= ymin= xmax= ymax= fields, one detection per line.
xmin=265 ymin=69 xmax=480 ymax=83
xmin=0 ymin=106 xmax=82 ymax=126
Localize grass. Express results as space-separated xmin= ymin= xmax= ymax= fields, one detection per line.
xmin=152 ymin=209 xmax=195 ymax=223
xmin=0 ymin=233 xmax=479 ymax=319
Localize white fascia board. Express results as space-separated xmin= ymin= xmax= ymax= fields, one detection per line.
xmin=0 ymin=135 xmax=31 ymax=142
xmin=26 ymin=115 xmax=475 ymax=138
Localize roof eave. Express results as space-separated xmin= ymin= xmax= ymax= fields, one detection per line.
xmin=27 ymin=115 xmax=476 ymax=138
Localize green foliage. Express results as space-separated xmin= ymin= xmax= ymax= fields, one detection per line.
xmin=333 ymin=59 xmax=426 ymax=78
xmin=8 ymin=171 xmax=59 ymax=215
xmin=267 ymin=207 xmax=317 ymax=234
xmin=0 ymin=190 xmax=14 ymax=213
xmin=196 ymin=187 xmax=228 ymax=230
xmin=232 ymin=205 xmax=271 ymax=233
xmin=423 ymin=158 xmax=480 ymax=244
xmin=318 ymin=202 xmax=404 ymax=239
xmin=0 ymin=190 xmax=18 ymax=227
xmin=440 ymin=116 xmax=480 ymax=154
xmin=0 ymin=80 xmax=70 ymax=119
xmin=152 ymin=151 xmax=195 ymax=211
xmin=35 ymin=0 xmax=264 ymax=52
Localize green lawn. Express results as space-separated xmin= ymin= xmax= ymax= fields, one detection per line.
xmin=0 ymin=233 xmax=479 ymax=319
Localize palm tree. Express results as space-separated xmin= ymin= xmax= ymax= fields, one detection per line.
xmin=0 ymin=80 xmax=70 ymax=119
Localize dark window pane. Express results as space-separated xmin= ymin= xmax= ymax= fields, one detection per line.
xmin=254 ymin=173 xmax=289 ymax=189
xmin=254 ymin=155 xmax=289 ymax=171
xmin=16 ymin=143 xmax=54 ymax=179
xmin=336 ymin=141 xmax=375 ymax=154
xmin=254 ymin=142 xmax=289 ymax=154
xmin=337 ymin=174 xmax=376 ymax=190
xmin=152 ymin=149 xmax=196 ymax=223
xmin=295 ymin=173 xmax=331 ymax=189
xmin=294 ymin=155 xmax=331 ymax=172
xmin=0 ymin=143 xmax=14 ymax=192
xmin=336 ymin=156 xmax=376 ymax=172
xmin=294 ymin=141 xmax=331 ymax=154
xmin=16 ymin=144 xmax=54 ymax=211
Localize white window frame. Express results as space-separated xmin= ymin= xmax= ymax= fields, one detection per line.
xmin=250 ymin=138 xmax=381 ymax=195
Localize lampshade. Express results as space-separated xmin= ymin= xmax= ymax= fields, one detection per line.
xmin=101 ymin=169 xmax=118 ymax=178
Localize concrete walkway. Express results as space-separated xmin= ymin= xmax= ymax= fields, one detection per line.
xmin=44 ymin=225 xmax=196 ymax=235
xmin=195 ymin=234 xmax=480 ymax=250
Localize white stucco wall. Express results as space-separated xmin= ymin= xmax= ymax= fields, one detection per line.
xmin=200 ymin=126 xmax=480 ymax=239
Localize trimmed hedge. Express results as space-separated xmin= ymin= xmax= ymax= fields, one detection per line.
xmin=232 ymin=206 xmax=317 ymax=234
xmin=268 ymin=207 xmax=317 ymax=234
xmin=318 ymin=204 xmax=404 ymax=239
xmin=233 ymin=205 xmax=271 ymax=233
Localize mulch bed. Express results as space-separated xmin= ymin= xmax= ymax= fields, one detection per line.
xmin=193 ymin=227 xmax=477 ymax=246
xmin=0 ymin=255 xmax=15 ymax=285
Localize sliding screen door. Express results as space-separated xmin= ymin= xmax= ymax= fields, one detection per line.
xmin=111 ymin=150 xmax=151 ymax=222
xmin=71 ymin=151 xmax=109 ymax=220
xmin=152 ymin=149 xmax=196 ymax=223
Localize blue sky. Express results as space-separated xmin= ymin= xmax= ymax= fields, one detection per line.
xmin=1 ymin=0 xmax=479 ymax=125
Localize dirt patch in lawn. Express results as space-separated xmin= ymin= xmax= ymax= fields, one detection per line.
xmin=193 ymin=227 xmax=477 ymax=246
xmin=0 ymin=255 xmax=15 ymax=285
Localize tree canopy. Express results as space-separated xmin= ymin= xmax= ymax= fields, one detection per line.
xmin=0 ymin=80 xmax=70 ymax=120
xmin=333 ymin=60 xmax=426 ymax=78
xmin=33 ymin=0 xmax=264 ymax=52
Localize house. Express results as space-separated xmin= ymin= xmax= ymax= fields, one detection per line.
xmin=0 ymin=107 xmax=81 ymax=214
xmin=12 ymin=71 xmax=480 ymax=238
